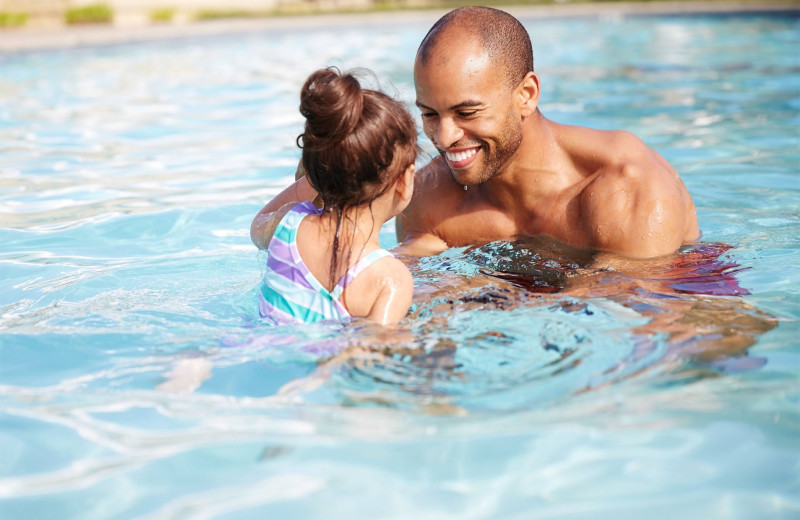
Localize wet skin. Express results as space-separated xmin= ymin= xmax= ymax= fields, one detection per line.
xmin=397 ymin=29 xmax=700 ymax=260
xmin=277 ymin=24 xmax=766 ymax=407
xmin=395 ymin=26 xmax=759 ymax=372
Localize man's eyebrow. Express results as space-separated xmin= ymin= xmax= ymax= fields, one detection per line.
xmin=415 ymin=99 xmax=485 ymax=111
xmin=451 ymin=100 xmax=484 ymax=110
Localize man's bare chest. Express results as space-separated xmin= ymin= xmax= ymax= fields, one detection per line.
xmin=434 ymin=200 xmax=584 ymax=248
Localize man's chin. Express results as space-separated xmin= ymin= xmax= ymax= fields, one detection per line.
xmin=450 ymin=166 xmax=492 ymax=187
xmin=445 ymin=161 xmax=476 ymax=184
xmin=451 ymin=175 xmax=483 ymax=189
xmin=449 ymin=171 xmax=471 ymax=187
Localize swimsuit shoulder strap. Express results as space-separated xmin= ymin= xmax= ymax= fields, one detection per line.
xmin=330 ymin=249 xmax=393 ymax=300
xmin=270 ymin=200 xmax=320 ymax=246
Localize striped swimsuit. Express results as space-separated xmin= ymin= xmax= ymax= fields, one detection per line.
xmin=259 ymin=201 xmax=392 ymax=324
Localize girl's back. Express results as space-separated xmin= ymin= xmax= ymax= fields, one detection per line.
xmin=296 ymin=206 xmax=411 ymax=321
xmin=259 ymin=200 xmax=411 ymax=324
xmin=252 ymin=67 xmax=419 ymax=325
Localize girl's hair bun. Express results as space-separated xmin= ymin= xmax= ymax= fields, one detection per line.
xmin=297 ymin=66 xmax=419 ymax=214
xmin=298 ymin=68 xmax=364 ymax=150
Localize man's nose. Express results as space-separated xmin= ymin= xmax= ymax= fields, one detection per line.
xmin=434 ymin=117 xmax=464 ymax=149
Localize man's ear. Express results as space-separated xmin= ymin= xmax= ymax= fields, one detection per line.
xmin=518 ymin=72 xmax=540 ymax=118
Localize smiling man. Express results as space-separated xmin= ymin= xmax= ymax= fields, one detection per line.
xmin=396 ymin=6 xmax=700 ymax=259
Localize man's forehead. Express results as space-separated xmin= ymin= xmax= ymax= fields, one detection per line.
xmin=415 ymin=47 xmax=498 ymax=98
xmin=417 ymin=30 xmax=485 ymax=69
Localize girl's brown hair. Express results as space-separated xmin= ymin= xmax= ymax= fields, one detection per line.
xmin=296 ymin=67 xmax=418 ymax=284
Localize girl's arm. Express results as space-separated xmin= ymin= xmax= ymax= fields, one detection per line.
xmin=250 ymin=174 xmax=318 ymax=250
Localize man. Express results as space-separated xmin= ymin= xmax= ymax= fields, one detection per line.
xmin=396 ymin=6 xmax=700 ymax=259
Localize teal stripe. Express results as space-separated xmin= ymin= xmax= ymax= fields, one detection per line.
xmin=273 ymin=204 xmax=307 ymax=243
xmin=261 ymin=201 xmax=352 ymax=323
xmin=262 ymin=269 xmax=345 ymax=320
xmin=261 ymin=284 xmax=329 ymax=323
xmin=273 ymin=219 xmax=297 ymax=244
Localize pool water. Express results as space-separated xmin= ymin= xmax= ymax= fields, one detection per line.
xmin=1 ymin=9 xmax=799 ymax=519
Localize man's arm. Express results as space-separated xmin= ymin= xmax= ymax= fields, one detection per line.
xmin=392 ymin=210 xmax=449 ymax=257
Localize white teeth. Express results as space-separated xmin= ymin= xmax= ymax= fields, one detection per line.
xmin=445 ymin=148 xmax=478 ymax=163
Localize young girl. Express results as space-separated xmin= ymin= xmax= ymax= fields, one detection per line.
xmin=250 ymin=68 xmax=418 ymax=325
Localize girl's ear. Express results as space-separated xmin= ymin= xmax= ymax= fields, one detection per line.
xmin=396 ymin=163 xmax=415 ymax=202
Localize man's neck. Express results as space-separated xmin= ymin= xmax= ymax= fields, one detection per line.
xmin=480 ymin=114 xmax=576 ymax=211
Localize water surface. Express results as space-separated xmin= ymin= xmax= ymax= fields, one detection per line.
xmin=1 ymin=10 xmax=799 ymax=520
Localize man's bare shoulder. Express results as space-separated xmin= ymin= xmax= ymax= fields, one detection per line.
xmin=562 ymin=125 xmax=653 ymax=165
xmin=574 ymin=129 xmax=699 ymax=258
xmin=563 ymin=126 xmax=682 ymax=207
xmin=583 ymin=130 xmax=682 ymax=194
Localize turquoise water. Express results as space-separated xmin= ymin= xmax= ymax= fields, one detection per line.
xmin=1 ymin=9 xmax=799 ymax=519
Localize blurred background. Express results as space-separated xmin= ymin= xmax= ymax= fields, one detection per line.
xmin=1 ymin=0 xmax=794 ymax=31
xmin=3 ymin=0 xmax=471 ymax=29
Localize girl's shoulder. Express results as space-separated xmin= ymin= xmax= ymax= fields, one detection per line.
xmin=355 ymin=248 xmax=409 ymax=278
xmin=284 ymin=200 xmax=321 ymax=223
xmin=342 ymin=250 xmax=413 ymax=324
xmin=362 ymin=252 xmax=412 ymax=288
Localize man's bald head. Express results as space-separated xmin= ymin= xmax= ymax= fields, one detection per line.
xmin=416 ymin=7 xmax=534 ymax=89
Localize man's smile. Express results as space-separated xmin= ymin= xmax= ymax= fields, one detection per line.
xmin=444 ymin=146 xmax=480 ymax=169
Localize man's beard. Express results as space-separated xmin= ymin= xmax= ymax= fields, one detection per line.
xmin=450 ymin=115 xmax=524 ymax=186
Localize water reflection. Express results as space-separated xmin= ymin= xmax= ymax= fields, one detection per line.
xmin=298 ymin=238 xmax=776 ymax=413
xmin=1 ymin=12 xmax=797 ymax=515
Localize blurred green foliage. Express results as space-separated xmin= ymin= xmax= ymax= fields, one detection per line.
xmin=195 ymin=9 xmax=264 ymax=20
xmin=65 ymin=3 xmax=113 ymax=24
xmin=0 ymin=11 xmax=28 ymax=27
xmin=150 ymin=7 xmax=176 ymax=22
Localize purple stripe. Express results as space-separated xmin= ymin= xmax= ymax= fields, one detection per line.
xmin=295 ymin=201 xmax=318 ymax=215
xmin=267 ymin=255 xmax=315 ymax=290
xmin=267 ymin=236 xmax=294 ymax=259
